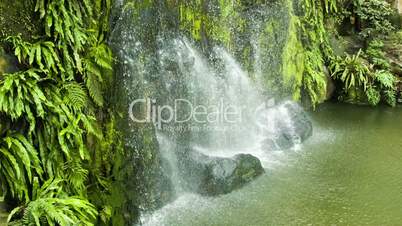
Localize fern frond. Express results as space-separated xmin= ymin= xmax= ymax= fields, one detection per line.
xmin=84 ymin=73 xmax=104 ymax=107
xmin=8 ymin=178 xmax=97 ymax=226
xmin=0 ymin=132 xmax=42 ymax=202
xmin=62 ymin=82 xmax=88 ymax=112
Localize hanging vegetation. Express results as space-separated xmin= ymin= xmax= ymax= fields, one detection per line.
xmin=297 ymin=0 xmax=339 ymax=107
xmin=0 ymin=0 xmax=117 ymax=225
xmin=299 ymin=0 xmax=401 ymax=107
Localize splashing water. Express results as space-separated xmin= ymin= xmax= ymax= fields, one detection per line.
xmin=138 ymin=38 xmax=306 ymax=225
xmin=109 ymin=1 xmax=311 ymax=224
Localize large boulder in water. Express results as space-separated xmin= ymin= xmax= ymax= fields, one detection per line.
xmin=184 ymin=151 xmax=264 ymax=196
xmin=262 ymin=102 xmax=312 ymax=151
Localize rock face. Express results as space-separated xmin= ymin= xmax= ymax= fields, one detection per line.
xmin=0 ymin=0 xmax=39 ymax=40
xmin=184 ymin=151 xmax=264 ymax=196
xmin=262 ymin=102 xmax=313 ymax=151
xmin=108 ymin=4 xmax=175 ymax=224
xmin=0 ymin=49 xmax=18 ymax=75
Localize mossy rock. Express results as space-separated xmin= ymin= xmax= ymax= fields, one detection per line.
xmin=186 ymin=151 xmax=264 ymax=196
xmin=262 ymin=102 xmax=313 ymax=151
xmin=0 ymin=0 xmax=39 ymax=40
xmin=0 ymin=48 xmax=18 ymax=75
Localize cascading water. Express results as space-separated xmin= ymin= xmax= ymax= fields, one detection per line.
xmin=164 ymin=39 xmax=302 ymax=162
xmin=139 ymin=37 xmax=309 ymax=226
xmin=109 ymin=0 xmax=312 ymax=225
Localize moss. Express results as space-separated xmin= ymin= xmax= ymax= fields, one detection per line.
xmin=250 ymin=0 xmax=301 ymax=98
xmin=179 ymin=4 xmax=203 ymax=40
xmin=176 ymin=0 xmax=247 ymax=49
xmin=0 ymin=0 xmax=39 ymax=40
xmin=282 ymin=13 xmax=305 ymax=100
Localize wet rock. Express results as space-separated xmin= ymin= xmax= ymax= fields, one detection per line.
xmin=185 ymin=151 xmax=264 ymax=196
xmin=285 ymin=103 xmax=313 ymax=142
xmin=262 ymin=133 xmax=294 ymax=151
xmin=262 ymin=102 xmax=313 ymax=151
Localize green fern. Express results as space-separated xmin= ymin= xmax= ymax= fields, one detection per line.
xmin=83 ymin=43 xmax=114 ymax=107
xmin=8 ymin=178 xmax=98 ymax=226
xmin=0 ymin=69 xmax=47 ymax=133
xmin=366 ymin=86 xmax=381 ymax=106
xmin=84 ymin=73 xmax=104 ymax=107
xmin=62 ymin=82 xmax=88 ymax=112
xmin=6 ymin=36 xmax=63 ymax=75
xmin=383 ymin=89 xmax=396 ymax=107
xmin=1 ymin=0 xmax=116 ymax=224
xmin=365 ymin=40 xmax=390 ymax=70
xmin=303 ymin=49 xmax=328 ymax=108
xmin=374 ymin=70 xmax=396 ymax=90
xmin=373 ymin=70 xmax=397 ymax=107
xmin=0 ymin=133 xmax=43 ymax=202
xmin=330 ymin=50 xmax=370 ymax=91
xmin=299 ymin=0 xmax=338 ymax=108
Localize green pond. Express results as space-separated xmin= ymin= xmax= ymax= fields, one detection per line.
xmin=143 ymin=102 xmax=402 ymax=226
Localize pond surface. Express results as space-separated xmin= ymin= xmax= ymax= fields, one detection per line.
xmin=142 ymin=103 xmax=402 ymax=226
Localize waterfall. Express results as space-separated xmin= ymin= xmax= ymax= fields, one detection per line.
xmin=172 ymin=38 xmax=302 ymax=155
xmin=138 ymin=37 xmax=308 ymax=226
xmin=156 ymin=37 xmax=293 ymax=158
xmin=109 ymin=0 xmax=311 ymax=224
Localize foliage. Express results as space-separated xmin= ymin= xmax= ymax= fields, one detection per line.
xmin=366 ymin=86 xmax=381 ymax=106
xmin=6 ymin=36 xmax=62 ymax=73
xmin=0 ymin=0 xmax=114 ymax=224
xmin=301 ymin=0 xmax=338 ymax=44
xmin=299 ymin=0 xmax=339 ymax=107
xmin=330 ymin=50 xmax=369 ymax=91
xmin=0 ymin=133 xmax=42 ymax=202
xmin=7 ymin=178 xmax=97 ymax=226
xmin=373 ymin=70 xmax=397 ymax=106
xmin=302 ymin=49 xmax=327 ymax=107
xmin=0 ymin=69 xmax=46 ymax=130
xmin=365 ymin=40 xmax=390 ymax=70
xmin=0 ymin=68 xmax=99 ymax=195
xmin=353 ymin=0 xmax=395 ymax=40
xmin=374 ymin=70 xmax=396 ymax=90
xmin=83 ymin=43 xmax=113 ymax=107
xmin=325 ymin=0 xmax=400 ymax=107
xmin=383 ymin=89 xmax=397 ymax=107
xmin=329 ymin=51 xmax=397 ymax=106
xmin=86 ymin=114 xmax=126 ymax=225
xmin=388 ymin=31 xmax=402 ymax=45
xmin=298 ymin=0 xmax=400 ymax=107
